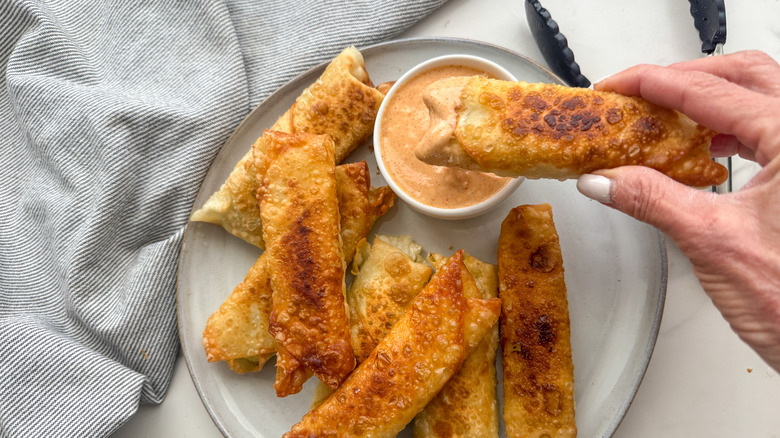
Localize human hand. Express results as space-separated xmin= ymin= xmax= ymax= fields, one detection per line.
xmin=576 ymin=50 xmax=780 ymax=372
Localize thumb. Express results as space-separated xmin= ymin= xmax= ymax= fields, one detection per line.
xmin=576 ymin=166 xmax=717 ymax=241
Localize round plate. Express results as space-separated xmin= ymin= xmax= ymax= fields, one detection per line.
xmin=177 ymin=37 xmax=667 ymax=438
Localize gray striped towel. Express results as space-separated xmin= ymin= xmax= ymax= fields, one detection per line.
xmin=0 ymin=1 xmax=446 ymax=436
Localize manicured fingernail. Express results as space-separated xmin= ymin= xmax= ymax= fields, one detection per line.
xmin=577 ymin=174 xmax=613 ymax=204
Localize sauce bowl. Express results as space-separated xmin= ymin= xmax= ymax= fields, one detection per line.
xmin=373 ymin=54 xmax=524 ymax=220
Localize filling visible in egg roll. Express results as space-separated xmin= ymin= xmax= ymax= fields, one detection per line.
xmin=285 ymin=250 xmax=501 ymax=438
xmin=498 ymin=204 xmax=576 ymax=438
xmin=191 ymin=46 xmax=385 ymax=248
xmin=416 ymin=77 xmax=727 ymax=187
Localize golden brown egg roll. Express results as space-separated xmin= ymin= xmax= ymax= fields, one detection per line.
xmin=191 ymin=46 xmax=385 ymax=248
xmin=336 ymin=166 xmax=396 ymax=265
xmin=348 ymin=235 xmax=432 ymax=363
xmin=310 ymin=234 xmax=432 ymax=409
xmin=257 ymin=130 xmax=353 ymax=396
xmin=414 ymin=253 xmax=500 ymax=438
xmin=285 ymin=251 xmax=501 ymax=438
xmin=416 ymin=76 xmax=727 ymax=187
xmin=201 ymin=161 xmax=396 ymax=374
xmin=498 ymin=204 xmax=576 ymax=438
xmin=201 ymin=254 xmax=276 ymax=373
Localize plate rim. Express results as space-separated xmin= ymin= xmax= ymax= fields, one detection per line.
xmin=175 ymin=36 xmax=668 ymax=438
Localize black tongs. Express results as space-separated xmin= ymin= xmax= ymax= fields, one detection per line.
xmin=524 ymin=0 xmax=732 ymax=193
xmin=689 ymin=0 xmax=731 ymax=193
xmin=524 ymin=0 xmax=590 ymax=88
xmin=689 ymin=0 xmax=727 ymax=56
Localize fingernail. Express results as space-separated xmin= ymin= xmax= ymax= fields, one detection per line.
xmin=577 ymin=174 xmax=613 ymax=204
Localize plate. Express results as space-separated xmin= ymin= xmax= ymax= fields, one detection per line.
xmin=177 ymin=37 xmax=667 ymax=438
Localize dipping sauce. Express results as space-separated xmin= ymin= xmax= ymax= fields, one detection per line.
xmin=379 ymin=65 xmax=511 ymax=209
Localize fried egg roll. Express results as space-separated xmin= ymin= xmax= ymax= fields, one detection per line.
xmin=257 ymin=130 xmax=353 ymax=396
xmin=414 ymin=253 xmax=500 ymax=438
xmin=498 ymin=204 xmax=576 ymax=438
xmin=336 ymin=166 xmax=396 ymax=265
xmin=191 ymin=46 xmax=385 ymax=248
xmin=348 ymin=235 xmax=432 ymax=363
xmin=201 ymin=254 xmax=276 ymax=373
xmin=310 ymin=234 xmax=431 ymax=409
xmin=201 ymin=162 xmax=395 ymax=374
xmin=285 ymin=251 xmax=501 ymax=438
xmin=416 ymin=77 xmax=727 ymax=187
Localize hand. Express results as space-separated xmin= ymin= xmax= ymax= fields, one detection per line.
xmin=576 ymin=50 xmax=780 ymax=372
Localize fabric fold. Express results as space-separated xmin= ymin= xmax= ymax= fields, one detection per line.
xmin=0 ymin=0 xmax=448 ymax=436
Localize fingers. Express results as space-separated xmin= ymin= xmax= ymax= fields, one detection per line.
xmin=596 ymin=50 xmax=780 ymax=96
xmin=576 ymin=166 xmax=717 ymax=244
xmin=710 ymin=134 xmax=757 ymax=161
xmin=710 ymin=134 xmax=739 ymax=157
xmin=596 ymin=62 xmax=780 ymax=165
xmin=667 ymin=51 xmax=780 ymax=96
xmin=596 ymin=64 xmax=763 ymax=128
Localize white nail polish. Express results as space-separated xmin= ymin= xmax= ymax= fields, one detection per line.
xmin=577 ymin=174 xmax=613 ymax=204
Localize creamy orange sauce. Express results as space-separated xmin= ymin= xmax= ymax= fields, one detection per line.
xmin=380 ymin=66 xmax=510 ymax=209
xmin=415 ymin=76 xmax=481 ymax=170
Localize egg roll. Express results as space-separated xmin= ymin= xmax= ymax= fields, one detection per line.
xmin=498 ymin=204 xmax=576 ymax=438
xmin=201 ymin=161 xmax=396 ymax=374
xmin=258 ymin=130 xmax=353 ymax=396
xmin=285 ymin=251 xmax=501 ymax=438
xmin=414 ymin=253 xmax=500 ymax=438
xmin=201 ymin=255 xmax=276 ymax=373
xmin=349 ymin=235 xmax=432 ymax=363
xmin=310 ymin=234 xmax=432 ymax=409
xmin=416 ymin=76 xmax=728 ymax=187
xmin=336 ymin=166 xmax=396 ymax=265
xmin=191 ymin=46 xmax=385 ymax=248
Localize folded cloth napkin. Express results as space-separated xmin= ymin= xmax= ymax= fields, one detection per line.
xmin=0 ymin=0 xmax=446 ymax=436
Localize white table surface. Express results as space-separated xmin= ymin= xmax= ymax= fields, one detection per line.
xmin=115 ymin=1 xmax=780 ymax=436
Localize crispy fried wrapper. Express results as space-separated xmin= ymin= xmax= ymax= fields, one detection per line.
xmin=336 ymin=167 xmax=396 ymax=264
xmin=190 ymin=46 xmax=385 ymax=248
xmin=417 ymin=77 xmax=728 ymax=187
xmin=349 ymin=235 xmax=432 ymax=363
xmin=201 ymin=255 xmax=276 ymax=373
xmin=257 ymin=131 xmax=353 ymax=396
xmin=201 ymin=161 xmax=395 ymax=374
xmin=414 ymin=253 xmax=500 ymax=438
xmin=310 ymin=235 xmax=432 ymax=409
xmin=285 ymin=251 xmax=501 ymax=438
xmin=499 ymin=204 xmax=576 ymax=438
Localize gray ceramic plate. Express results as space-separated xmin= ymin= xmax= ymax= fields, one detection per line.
xmin=177 ymin=37 xmax=667 ymax=438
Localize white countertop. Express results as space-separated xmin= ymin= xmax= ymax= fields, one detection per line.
xmin=115 ymin=1 xmax=780 ymax=436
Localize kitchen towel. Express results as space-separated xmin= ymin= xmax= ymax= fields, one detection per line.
xmin=0 ymin=0 xmax=447 ymax=436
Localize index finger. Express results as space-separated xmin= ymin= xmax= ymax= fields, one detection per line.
xmin=667 ymin=51 xmax=780 ymax=96
xmin=595 ymin=64 xmax=778 ymax=165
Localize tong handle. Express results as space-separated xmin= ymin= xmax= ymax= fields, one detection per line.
xmin=713 ymin=157 xmax=732 ymax=194
xmin=689 ymin=0 xmax=727 ymax=54
xmin=524 ymin=0 xmax=590 ymax=88
xmin=689 ymin=0 xmax=732 ymax=192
